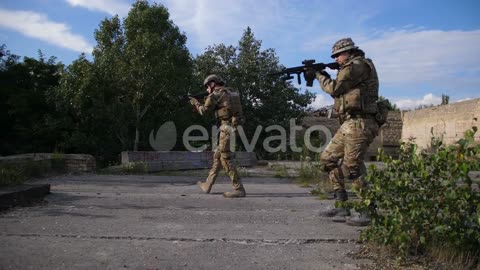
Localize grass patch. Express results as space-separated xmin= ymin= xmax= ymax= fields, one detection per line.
xmin=424 ymin=243 xmax=479 ymax=270
xmin=271 ymin=165 xmax=289 ymax=178
xmin=352 ymin=243 xmax=480 ymax=270
xmin=294 ymin=160 xmax=332 ymax=199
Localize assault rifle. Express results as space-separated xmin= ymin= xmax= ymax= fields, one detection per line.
xmin=179 ymin=92 xmax=209 ymax=103
xmin=271 ymin=59 xmax=340 ymax=87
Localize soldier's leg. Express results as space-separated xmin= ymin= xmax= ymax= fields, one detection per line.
xmin=197 ymin=150 xmax=222 ymax=193
xmin=320 ymin=126 xmax=347 ymax=196
xmin=343 ymin=119 xmax=379 ymax=226
xmin=342 ymin=119 xmax=378 ymax=194
xmin=319 ymin=126 xmax=350 ymax=218
xmin=207 ymin=150 xmax=223 ymax=184
xmin=220 ymin=153 xmax=241 ymax=188
xmin=217 ymin=125 xmax=245 ymax=198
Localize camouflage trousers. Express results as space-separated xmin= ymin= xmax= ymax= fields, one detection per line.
xmin=205 ymin=123 xmax=243 ymax=190
xmin=320 ymin=117 xmax=379 ymax=193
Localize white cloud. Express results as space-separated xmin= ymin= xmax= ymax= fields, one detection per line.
xmin=162 ymin=0 xmax=290 ymax=52
xmin=65 ymin=0 xmax=130 ymax=16
xmin=308 ymin=93 xmax=332 ymax=110
xmin=393 ymin=93 xmax=442 ymax=110
xmin=0 ymin=9 xmax=93 ymax=53
xmin=361 ymin=29 xmax=480 ymax=88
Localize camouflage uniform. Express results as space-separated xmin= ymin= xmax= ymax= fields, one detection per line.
xmin=191 ymin=77 xmax=245 ymax=197
xmin=316 ymin=38 xmax=380 ymax=200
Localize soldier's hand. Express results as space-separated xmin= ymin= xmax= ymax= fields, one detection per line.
xmin=319 ymin=70 xmax=331 ymax=79
xmin=189 ymin=97 xmax=199 ymax=106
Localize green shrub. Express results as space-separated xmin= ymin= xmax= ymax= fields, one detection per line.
xmin=353 ymin=127 xmax=480 ymax=263
xmin=0 ymin=164 xmax=26 ymax=186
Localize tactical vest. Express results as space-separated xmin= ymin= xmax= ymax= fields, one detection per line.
xmin=334 ymin=57 xmax=379 ymax=115
xmin=215 ymin=87 xmax=245 ymax=126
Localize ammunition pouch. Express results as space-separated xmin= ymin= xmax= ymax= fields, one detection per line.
xmin=335 ymin=88 xmax=363 ymax=116
xmin=216 ymin=105 xmax=231 ymax=120
xmin=343 ymin=88 xmax=363 ymax=112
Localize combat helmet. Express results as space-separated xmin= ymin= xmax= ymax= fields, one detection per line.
xmin=331 ymin=38 xmax=358 ymax=58
xmin=203 ymin=74 xmax=225 ymax=86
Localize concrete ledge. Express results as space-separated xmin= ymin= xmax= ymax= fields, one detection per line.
xmin=0 ymin=184 xmax=51 ymax=211
xmin=0 ymin=153 xmax=96 ymax=173
xmin=121 ymin=151 xmax=257 ymax=172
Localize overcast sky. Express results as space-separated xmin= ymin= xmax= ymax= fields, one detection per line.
xmin=1 ymin=0 xmax=479 ymax=109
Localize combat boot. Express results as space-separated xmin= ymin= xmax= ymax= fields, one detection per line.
xmin=318 ymin=189 xmax=350 ymax=218
xmin=223 ymin=186 xmax=246 ymax=198
xmin=197 ymin=181 xmax=213 ymax=194
xmin=346 ymin=212 xmax=371 ymax=226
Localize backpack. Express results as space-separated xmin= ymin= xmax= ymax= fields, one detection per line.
xmin=375 ymin=99 xmax=390 ymax=126
xmin=227 ymin=89 xmax=245 ymax=126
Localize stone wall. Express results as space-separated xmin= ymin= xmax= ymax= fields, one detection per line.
xmin=63 ymin=154 xmax=96 ymax=173
xmin=402 ymin=99 xmax=480 ymax=149
xmin=121 ymin=151 xmax=258 ymax=172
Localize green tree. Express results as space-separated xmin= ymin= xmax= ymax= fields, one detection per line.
xmin=51 ymin=54 xmax=124 ymax=161
xmin=53 ymin=0 xmax=195 ymax=162
xmin=121 ymin=0 xmax=194 ymax=151
xmin=0 ymin=45 xmax=64 ymax=155
xmin=378 ymin=95 xmax=400 ymax=111
xmin=194 ymin=27 xmax=315 ymax=158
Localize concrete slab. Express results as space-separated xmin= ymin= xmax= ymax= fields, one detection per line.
xmin=0 ymin=174 xmax=369 ymax=269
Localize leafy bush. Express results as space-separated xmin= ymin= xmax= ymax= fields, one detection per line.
xmin=354 ymin=128 xmax=480 ymax=263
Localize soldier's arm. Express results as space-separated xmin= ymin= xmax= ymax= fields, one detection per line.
xmin=194 ymin=94 xmax=218 ymax=116
xmin=317 ymin=61 xmax=369 ymax=97
xmin=316 ymin=72 xmax=336 ymax=96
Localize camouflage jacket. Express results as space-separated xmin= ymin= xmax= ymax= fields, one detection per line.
xmin=316 ymin=53 xmax=379 ymax=115
xmin=193 ymin=86 xmax=243 ymax=124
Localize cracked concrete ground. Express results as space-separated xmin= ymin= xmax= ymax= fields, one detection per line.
xmin=0 ymin=174 xmax=370 ymax=269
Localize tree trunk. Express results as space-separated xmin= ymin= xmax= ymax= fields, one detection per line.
xmin=134 ymin=127 xmax=139 ymax=151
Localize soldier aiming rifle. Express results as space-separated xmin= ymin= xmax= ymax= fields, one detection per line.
xmin=186 ymin=74 xmax=246 ymax=198
xmin=274 ymin=38 xmax=388 ymax=226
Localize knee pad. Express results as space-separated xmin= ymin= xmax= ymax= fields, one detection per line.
xmin=348 ymin=170 xmax=361 ymax=180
